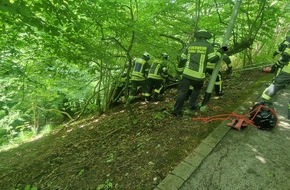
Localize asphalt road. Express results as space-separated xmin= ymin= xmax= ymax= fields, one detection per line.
xmin=156 ymin=86 xmax=290 ymax=190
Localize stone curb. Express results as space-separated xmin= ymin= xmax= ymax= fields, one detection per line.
xmin=155 ymin=87 xmax=263 ymax=190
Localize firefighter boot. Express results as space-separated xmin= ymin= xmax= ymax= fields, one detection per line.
xmin=215 ymin=85 xmax=224 ymax=96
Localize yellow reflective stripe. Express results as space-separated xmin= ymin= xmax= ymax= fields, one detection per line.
xmin=284 ymin=47 xmax=290 ymax=54
xmin=261 ymin=92 xmax=271 ymax=100
xmin=207 ymin=63 xmax=215 ymax=69
xmin=188 ymin=46 xmax=207 ymax=54
xmin=199 ymin=54 xmax=205 ymax=73
xmin=177 ymin=67 xmax=184 ymax=72
xmin=282 ymin=64 xmax=290 ymax=73
xmin=215 ymin=81 xmax=222 ymax=85
xmin=131 ymin=71 xmax=144 ymax=78
xmin=183 ymin=68 xmax=205 ymax=79
xmin=148 ymin=74 xmax=162 ymax=79
xmin=208 ymin=51 xmax=221 ymax=60
xmin=131 ymin=75 xmax=145 ymax=81
xmin=208 ymin=52 xmax=216 ymax=60
xmin=181 ymin=53 xmax=187 ymax=59
xmin=142 ymin=92 xmax=151 ymax=97
xmin=154 ymin=89 xmax=161 ymax=94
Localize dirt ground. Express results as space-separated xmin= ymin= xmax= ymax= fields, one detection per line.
xmin=0 ymin=69 xmax=272 ymax=190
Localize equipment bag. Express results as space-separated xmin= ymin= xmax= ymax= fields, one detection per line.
xmin=249 ymin=101 xmax=278 ymax=130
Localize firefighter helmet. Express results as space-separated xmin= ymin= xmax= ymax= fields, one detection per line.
xmin=194 ymin=29 xmax=212 ymax=39
xmin=143 ymin=52 xmax=150 ymax=60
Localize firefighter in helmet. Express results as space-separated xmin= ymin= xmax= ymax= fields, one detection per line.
xmin=145 ymin=53 xmax=169 ymax=101
xmin=206 ymin=42 xmax=232 ymax=96
xmin=129 ymin=52 xmax=151 ymax=102
xmin=258 ymin=33 xmax=290 ymax=120
xmin=172 ymin=29 xmax=226 ymax=117
xmin=111 ymin=72 xmax=128 ymax=106
xmin=248 ymin=33 xmax=290 ymax=129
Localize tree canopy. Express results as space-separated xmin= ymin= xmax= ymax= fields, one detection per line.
xmin=0 ymin=0 xmax=289 ymax=139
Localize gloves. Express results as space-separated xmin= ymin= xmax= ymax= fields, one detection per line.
xmin=262 ymin=66 xmax=272 ymax=73
xmin=217 ymin=46 xmax=228 ymax=54
xmin=222 ymin=46 xmax=228 ymax=52
xmin=271 ymin=62 xmax=282 ymax=73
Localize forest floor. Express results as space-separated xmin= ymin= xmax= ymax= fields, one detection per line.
xmin=0 ymin=69 xmax=273 ymax=190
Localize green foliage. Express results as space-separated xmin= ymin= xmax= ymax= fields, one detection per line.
xmin=154 ymin=111 xmax=165 ymax=120
xmin=0 ymin=0 xmax=289 ymax=145
xmin=97 ymin=179 xmax=113 ymax=190
xmin=24 ymin=185 xmax=38 ymax=190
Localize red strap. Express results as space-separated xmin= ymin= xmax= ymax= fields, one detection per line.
xmin=192 ymin=104 xmax=279 ymax=128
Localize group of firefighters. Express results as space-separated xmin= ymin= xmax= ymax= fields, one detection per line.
xmin=129 ymin=52 xmax=169 ymax=103
xmin=112 ymin=29 xmax=290 ymax=120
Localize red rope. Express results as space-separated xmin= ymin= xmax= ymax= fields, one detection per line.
xmin=192 ymin=105 xmax=279 ymax=127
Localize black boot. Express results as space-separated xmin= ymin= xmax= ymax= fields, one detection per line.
xmin=215 ymin=85 xmax=224 ymax=96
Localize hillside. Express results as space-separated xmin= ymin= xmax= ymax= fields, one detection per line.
xmin=0 ymin=69 xmax=273 ymax=190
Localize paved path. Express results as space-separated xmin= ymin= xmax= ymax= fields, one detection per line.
xmin=155 ymin=87 xmax=290 ymax=190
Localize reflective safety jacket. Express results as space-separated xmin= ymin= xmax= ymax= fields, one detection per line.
xmin=207 ymin=54 xmax=231 ymax=69
xmin=182 ymin=40 xmax=222 ymax=80
xmin=282 ymin=64 xmax=290 ymax=74
xmin=177 ymin=57 xmax=187 ymax=74
xmin=148 ymin=59 xmax=168 ymax=80
xmin=281 ymin=47 xmax=290 ymax=74
xmin=131 ymin=58 xmax=150 ymax=81
xmin=273 ymin=37 xmax=290 ymax=57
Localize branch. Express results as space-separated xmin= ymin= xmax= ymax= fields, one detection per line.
xmin=37 ymin=106 xmax=74 ymax=121
xmin=159 ymin=33 xmax=186 ymax=49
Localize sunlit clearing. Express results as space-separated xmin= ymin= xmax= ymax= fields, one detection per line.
xmin=79 ymin=118 xmax=100 ymax=128
xmin=114 ymin=110 xmax=126 ymax=115
xmin=0 ymin=125 xmax=52 ymax=152
xmin=255 ymin=155 xmax=267 ymax=164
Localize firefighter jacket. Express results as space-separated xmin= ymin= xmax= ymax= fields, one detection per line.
xmin=273 ymin=40 xmax=290 ymax=74
xmin=273 ymin=37 xmax=290 ymax=57
xmin=177 ymin=57 xmax=187 ymax=74
xmin=148 ymin=59 xmax=168 ymax=81
xmin=206 ymin=54 xmax=232 ymax=69
xmin=280 ymin=46 xmax=290 ymax=74
xmin=118 ymin=73 xmax=127 ymax=87
xmin=181 ymin=40 xmax=222 ymax=81
xmin=131 ymin=58 xmax=150 ymax=81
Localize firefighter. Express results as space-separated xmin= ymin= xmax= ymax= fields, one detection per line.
xmin=206 ymin=43 xmax=232 ymax=96
xmin=176 ymin=54 xmax=186 ymax=79
xmin=145 ymin=53 xmax=169 ymax=102
xmin=129 ymin=52 xmax=151 ymax=102
xmin=259 ymin=34 xmax=290 ymax=105
xmin=172 ymin=29 xmax=226 ymax=117
xmin=111 ymin=72 xmax=128 ymax=106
